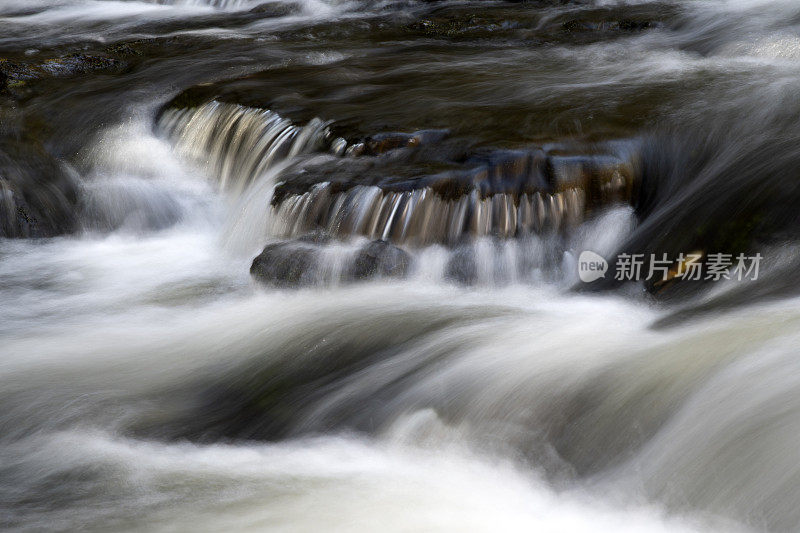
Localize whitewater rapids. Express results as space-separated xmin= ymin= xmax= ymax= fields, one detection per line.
xmin=0 ymin=115 xmax=782 ymax=533
xmin=4 ymin=0 xmax=800 ymax=532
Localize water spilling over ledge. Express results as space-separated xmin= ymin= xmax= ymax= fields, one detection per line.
xmin=270 ymin=184 xmax=588 ymax=245
xmin=7 ymin=0 xmax=800 ymax=531
xmin=159 ymin=100 xmax=637 ymax=248
xmin=158 ymin=101 xmax=330 ymax=194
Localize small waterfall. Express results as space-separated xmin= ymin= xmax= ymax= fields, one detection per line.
xmin=268 ymin=148 xmax=634 ymax=246
xmin=159 ymin=101 xmax=635 ymax=248
xmin=255 ymin=146 xmax=636 ymax=287
xmin=158 ymin=101 xmax=330 ymax=194
xmin=269 ymin=184 xmax=588 ymax=246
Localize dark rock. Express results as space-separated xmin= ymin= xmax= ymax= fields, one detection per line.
xmin=250 ymin=241 xmax=321 ymax=287
xmin=250 ymin=237 xmax=412 ymax=287
xmin=0 ymin=59 xmax=36 ymax=96
xmin=366 ymin=133 xmax=417 ymax=154
xmin=0 ymin=139 xmax=79 ymax=238
xmin=298 ymin=230 xmax=332 ymax=245
xmin=248 ymin=2 xmax=301 ymax=17
xmin=560 ymin=18 xmax=656 ymax=34
xmin=618 ymin=19 xmax=654 ymax=31
xmin=445 ymin=245 xmax=477 ymax=285
xmin=271 ymin=141 xmax=634 ymax=216
xmin=104 ymin=43 xmax=142 ymax=57
xmin=550 ymin=5 xmax=667 ymax=43
xmin=37 ymin=54 xmax=124 ymax=77
xmin=348 ymin=240 xmax=411 ymax=280
xmin=345 ymin=142 xmax=366 ymax=157
xmin=0 ymin=53 xmax=126 ymax=98
xmin=364 ymin=130 xmax=449 ymax=155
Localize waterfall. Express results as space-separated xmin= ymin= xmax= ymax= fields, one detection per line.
xmin=158 ymin=101 xmax=330 ymax=194
xmin=269 ymin=184 xmax=587 ymax=245
xmin=159 ymin=101 xmax=635 ymax=248
xmin=268 ymin=151 xmax=634 ymax=245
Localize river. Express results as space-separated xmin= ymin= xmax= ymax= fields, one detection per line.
xmin=2 ymin=1 xmax=800 ymax=531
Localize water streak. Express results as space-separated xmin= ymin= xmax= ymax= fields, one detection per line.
xmin=159 ymin=101 xmax=330 ymax=194
xmin=270 ymin=183 xmax=588 ymax=245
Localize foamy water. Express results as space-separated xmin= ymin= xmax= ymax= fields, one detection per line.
xmin=3 ymin=0 xmax=800 ymax=531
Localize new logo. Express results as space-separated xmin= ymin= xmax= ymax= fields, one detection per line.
xmin=578 ymin=251 xmax=608 ymax=283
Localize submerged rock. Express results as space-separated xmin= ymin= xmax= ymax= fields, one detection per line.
xmin=0 ymin=54 xmax=126 ymax=97
xmin=364 ymin=130 xmax=449 ymax=155
xmin=0 ymin=138 xmax=79 ymax=238
xmin=250 ymin=240 xmax=321 ymax=287
xmin=445 ymin=245 xmax=478 ymax=285
xmin=251 ymin=237 xmax=412 ymax=287
xmin=248 ymin=2 xmax=301 ymax=17
xmin=349 ymin=240 xmax=411 ymax=280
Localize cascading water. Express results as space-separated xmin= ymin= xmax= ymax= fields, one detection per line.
xmin=159 ymin=101 xmax=330 ymax=194
xmin=2 ymin=0 xmax=800 ymax=532
xmin=268 ymin=182 xmax=588 ymax=243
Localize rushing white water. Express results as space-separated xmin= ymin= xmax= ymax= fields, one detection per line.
xmin=0 ymin=213 xmax=780 ymax=533
xmin=0 ymin=0 xmax=351 ymax=48
xmin=6 ymin=0 xmax=800 ymax=531
xmin=0 ymin=103 xmax=756 ymax=533
xmin=1 ymin=429 xmax=723 ymax=533
xmin=159 ymin=101 xmax=330 ymax=194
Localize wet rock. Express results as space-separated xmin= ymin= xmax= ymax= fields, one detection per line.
xmin=104 ymin=43 xmax=143 ymax=57
xmin=348 ymin=240 xmax=411 ymax=280
xmin=548 ymin=154 xmax=634 ymax=208
xmin=462 ymin=149 xmax=549 ymax=198
xmin=617 ymin=19 xmax=655 ymax=31
xmin=264 ymin=140 xmax=635 ymax=245
xmin=274 ymin=142 xmax=633 ymax=207
xmin=0 ymin=53 xmax=126 ymax=97
xmin=406 ymin=10 xmax=535 ymax=40
xmin=0 ymin=60 xmax=36 ymax=96
xmin=403 ymin=4 xmax=669 ymax=44
xmin=0 ymin=53 xmax=124 ymax=80
xmin=445 ymin=245 xmax=477 ymax=285
xmin=0 ymin=180 xmax=35 ymax=237
xmin=364 ymin=130 xmax=449 ymax=155
xmin=544 ymin=5 xmax=671 ymax=45
xmin=250 ymin=240 xmax=321 ymax=287
xmin=0 ymin=139 xmax=79 ymax=238
xmin=37 ymin=54 xmax=124 ymax=77
xmin=345 ymin=142 xmax=366 ymax=157
xmin=298 ymin=230 xmax=332 ymax=245
xmin=251 ymin=237 xmax=411 ymax=286
xmin=330 ymin=137 xmax=348 ymax=156
xmin=366 ymin=133 xmax=417 ymax=154
xmin=248 ymin=2 xmax=301 ymax=17
xmin=560 ymin=17 xmax=657 ymax=35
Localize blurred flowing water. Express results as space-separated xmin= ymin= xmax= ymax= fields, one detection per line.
xmin=2 ymin=1 xmax=800 ymax=531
